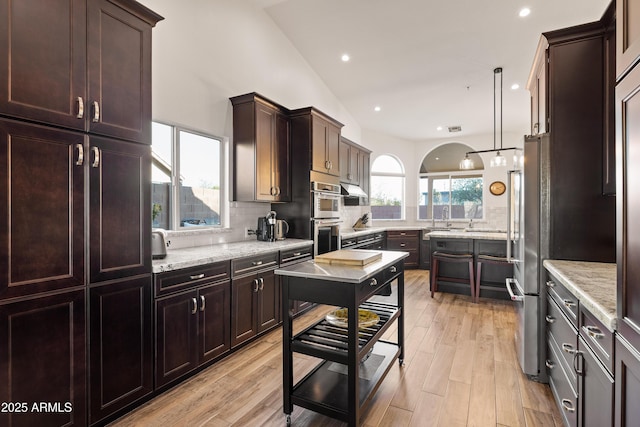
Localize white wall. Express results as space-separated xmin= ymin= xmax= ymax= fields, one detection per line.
xmin=362 ymin=129 xmax=525 ymax=230
xmin=140 ymin=0 xmax=362 ymax=247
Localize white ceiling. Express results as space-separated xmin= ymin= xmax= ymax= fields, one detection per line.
xmin=253 ymin=0 xmax=611 ymax=141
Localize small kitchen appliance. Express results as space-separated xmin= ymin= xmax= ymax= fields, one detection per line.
xmin=151 ymin=230 xmax=168 ymax=259
xmin=275 ymin=219 xmax=289 ymax=240
xmin=256 ymin=211 xmax=278 ymax=241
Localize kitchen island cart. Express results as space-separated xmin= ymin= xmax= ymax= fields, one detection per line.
xmin=276 ymin=250 xmax=408 ymax=426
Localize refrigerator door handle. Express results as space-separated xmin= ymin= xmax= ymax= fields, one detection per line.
xmin=506 ymin=170 xmax=522 ymax=264
xmin=506 ymin=278 xmax=524 ymax=302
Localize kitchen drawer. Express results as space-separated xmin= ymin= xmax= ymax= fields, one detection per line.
xmin=155 ymin=261 xmax=230 ymax=297
xmin=546 ymin=272 xmax=579 ymax=326
xmin=280 ymin=245 xmax=313 ymax=266
xmin=356 ymin=233 xmax=378 ymax=246
xmin=341 ymin=237 xmax=357 ymax=248
xmin=547 ymin=335 xmax=578 ymax=427
xmin=232 ymin=251 xmax=279 ymax=277
xmin=579 ymin=305 xmax=614 ymax=375
xmin=356 ymin=270 xmax=387 ymax=302
xmin=547 ymin=297 xmax=578 ymax=382
xmin=387 ymin=230 xmax=419 ymax=238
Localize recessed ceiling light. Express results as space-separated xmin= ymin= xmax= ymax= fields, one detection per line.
xmin=511 ymin=83 xmax=520 ymax=90
xmin=374 ymin=106 xmax=381 ymax=112
xmin=436 ymin=126 xmax=443 ymax=131
xmin=341 ymin=53 xmax=350 ymax=62
xmin=519 ymin=7 xmax=530 ymax=17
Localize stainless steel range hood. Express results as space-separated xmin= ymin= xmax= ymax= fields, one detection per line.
xmin=341 ymin=183 xmax=368 ymax=198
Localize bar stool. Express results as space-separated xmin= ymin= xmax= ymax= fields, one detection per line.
xmin=475 ymin=254 xmax=511 ymax=303
xmin=430 ymin=251 xmax=475 ymax=301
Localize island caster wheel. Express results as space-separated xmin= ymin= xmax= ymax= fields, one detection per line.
xmin=286 ymin=414 xmax=291 ymax=425
xmin=399 ymin=358 xmax=404 ymax=366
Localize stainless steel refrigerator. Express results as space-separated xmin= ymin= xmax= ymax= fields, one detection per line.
xmin=506 ymin=134 xmax=550 ymax=381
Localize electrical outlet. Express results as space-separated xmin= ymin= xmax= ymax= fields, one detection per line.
xmin=245 ymin=227 xmax=251 ymax=238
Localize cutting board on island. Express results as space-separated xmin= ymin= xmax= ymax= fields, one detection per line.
xmin=315 ymin=249 xmax=382 ymax=266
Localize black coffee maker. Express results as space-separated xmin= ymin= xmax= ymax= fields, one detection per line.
xmin=256 ymin=211 xmax=277 ymax=241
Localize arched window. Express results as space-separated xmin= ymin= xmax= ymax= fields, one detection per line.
xmin=418 ymin=143 xmax=484 ymax=221
xmin=370 ymin=154 xmax=405 ymax=220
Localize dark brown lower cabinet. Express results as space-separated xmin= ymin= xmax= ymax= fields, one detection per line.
xmin=88 ymin=277 xmax=152 ymax=424
xmin=0 ymin=289 xmax=86 ymax=427
xmin=578 ymin=336 xmax=614 ymax=427
xmin=231 ymin=269 xmax=279 ymax=348
xmin=615 ymin=335 xmax=640 ymax=426
xmin=155 ymin=280 xmax=230 ymax=387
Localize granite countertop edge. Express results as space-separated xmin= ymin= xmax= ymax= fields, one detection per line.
xmin=152 ymin=239 xmax=313 ymax=273
xmin=543 ymin=259 xmax=617 ymax=332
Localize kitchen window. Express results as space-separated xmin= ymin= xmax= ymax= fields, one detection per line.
xmin=151 ymin=122 xmax=225 ymax=229
xmin=419 ymin=173 xmax=484 ymax=221
xmin=370 ymin=154 xmax=405 ymax=220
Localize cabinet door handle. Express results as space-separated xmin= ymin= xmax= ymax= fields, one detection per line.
xmin=325 ymin=160 xmax=330 ymax=170
xmin=191 ymin=298 xmax=198 ymax=314
xmin=200 ymin=295 xmax=205 ymax=312
xmin=253 ymin=279 xmax=259 ymax=292
xmin=91 ymin=147 xmax=100 ymax=168
xmin=585 ymin=325 xmax=605 ymax=340
xmin=76 ymin=96 xmax=84 ymax=119
xmin=563 ymin=299 xmax=576 ymax=309
xmin=92 ymin=101 xmax=100 ymax=122
xmin=369 ymin=278 xmax=378 ymax=287
xmin=190 ymin=273 xmax=205 ymax=280
xmin=561 ymin=399 xmax=575 ymax=413
xmin=259 ymin=277 xmax=264 ymax=291
xmin=545 ymin=315 xmax=555 ymax=324
xmin=562 ymin=343 xmax=576 ymax=355
xmin=276 ymin=186 xmax=280 ymax=196
xmin=252 ymin=261 xmax=263 ymax=266
xmin=75 ymin=144 xmax=84 ymax=166
xmin=545 ymin=280 xmax=555 ymax=288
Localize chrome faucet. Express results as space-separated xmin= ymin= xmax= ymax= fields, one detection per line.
xmin=441 ymin=206 xmax=449 ymax=221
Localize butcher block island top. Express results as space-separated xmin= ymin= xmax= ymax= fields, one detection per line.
xmin=275 ymin=250 xmax=409 ymax=283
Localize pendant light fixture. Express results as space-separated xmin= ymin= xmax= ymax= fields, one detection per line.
xmin=459 ymin=67 xmax=518 ymax=170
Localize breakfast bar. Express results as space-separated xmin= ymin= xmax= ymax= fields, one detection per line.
xmin=276 ymin=250 xmax=408 ymax=426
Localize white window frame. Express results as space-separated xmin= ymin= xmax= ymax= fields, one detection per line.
xmin=152 ymin=121 xmax=227 ymax=230
xmin=418 ymin=171 xmax=485 ymax=222
xmin=370 ymin=154 xmax=406 ymax=221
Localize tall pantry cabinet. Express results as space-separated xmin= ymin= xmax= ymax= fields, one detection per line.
xmin=616 ymin=0 xmax=640 ymax=425
xmin=0 ymin=1 xmax=162 ymax=426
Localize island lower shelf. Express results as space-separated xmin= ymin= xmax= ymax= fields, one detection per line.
xmin=291 ymin=340 xmax=400 ymax=423
xmin=292 ymin=301 xmax=401 ymax=364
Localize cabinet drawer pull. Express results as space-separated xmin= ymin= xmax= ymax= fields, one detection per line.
xmin=200 ymin=295 xmax=205 ymax=311
xmin=252 ymin=261 xmax=263 ymax=266
xmin=562 ymin=299 xmax=576 ymax=309
xmin=91 ymin=146 xmax=100 ymax=168
xmin=400 ymin=243 xmax=406 ymax=247
xmin=561 ymin=399 xmax=575 ymax=413
xmin=546 ymin=280 xmax=555 ymax=288
xmin=400 ymin=232 xmax=406 ymax=236
xmin=369 ymin=278 xmax=378 ymax=287
xmin=389 ymin=265 xmax=397 ymax=273
xmin=585 ymin=325 xmax=605 ymax=340
xmin=76 ymin=97 xmax=84 ymax=119
xmin=545 ymin=315 xmax=555 ymax=324
xmin=562 ymin=343 xmax=576 ymax=355
xmin=75 ymin=144 xmax=84 ymax=166
xmin=293 ymin=252 xmax=301 ymax=256
xmin=191 ymin=298 xmax=198 ymax=315
xmin=545 ymin=359 xmax=555 ymax=369
xmin=92 ymin=101 xmax=100 ymax=122
xmin=190 ymin=273 xmax=205 ymax=280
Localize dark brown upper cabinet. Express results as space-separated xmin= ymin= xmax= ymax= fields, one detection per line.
xmin=617 ymin=0 xmax=640 ymax=81
xmin=290 ymin=107 xmax=343 ymax=179
xmin=340 ymin=136 xmax=361 ymax=185
xmin=231 ymin=93 xmax=291 ymax=202
xmin=0 ymin=0 xmax=162 ymax=144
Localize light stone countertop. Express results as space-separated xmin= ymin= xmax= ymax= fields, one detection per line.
xmin=152 ymin=239 xmax=313 ymax=273
xmin=427 ymin=230 xmax=507 ymax=240
xmin=543 ymin=260 xmax=617 ymax=332
xmin=275 ymin=250 xmax=409 ymax=283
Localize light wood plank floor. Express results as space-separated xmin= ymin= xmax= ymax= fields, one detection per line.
xmin=110 ymin=270 xmax=562 ymax=427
